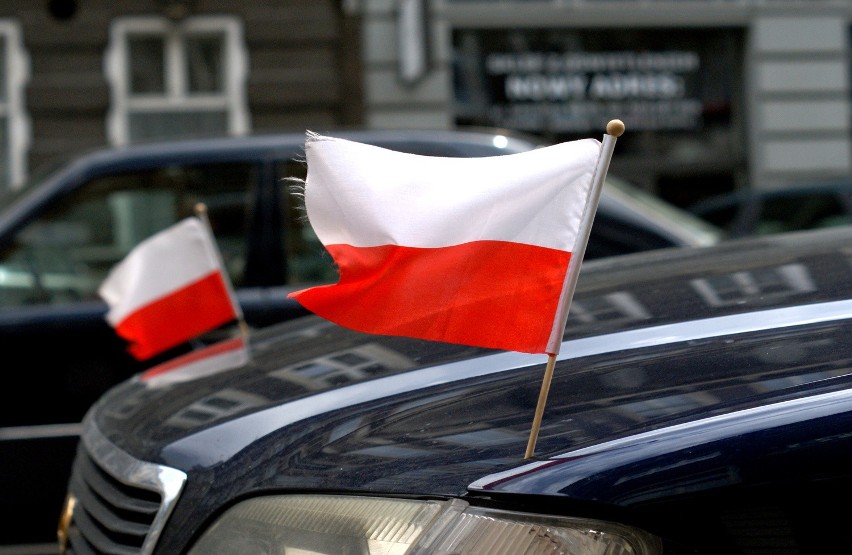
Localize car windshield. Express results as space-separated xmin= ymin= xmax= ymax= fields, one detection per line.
xmin=605 ymin=176 xmax=725 ymax=246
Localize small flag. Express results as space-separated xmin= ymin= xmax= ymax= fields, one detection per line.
xmin=289 ymin=133 xmax=611 ymax=355
xmin=99 ymin=217 xmax=241 ymax=360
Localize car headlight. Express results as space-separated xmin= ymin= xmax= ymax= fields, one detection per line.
xmin=187 ymin=494 xmax=661 ymax=554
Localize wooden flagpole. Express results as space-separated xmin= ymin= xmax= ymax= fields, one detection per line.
xmin=194 ymin=203 xmax=251 ymax=342
xmin=525 ymin=353 xmax=557 ymax=459
xmin=524 ymin=119 xmax=625 ymax=460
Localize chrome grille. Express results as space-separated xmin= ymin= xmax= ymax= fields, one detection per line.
xmin=63 ymin=419 xmax=186 ymax=555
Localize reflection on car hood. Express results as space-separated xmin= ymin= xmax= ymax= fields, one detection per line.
xmin=90 ymin=228 xmax=851 ymax=502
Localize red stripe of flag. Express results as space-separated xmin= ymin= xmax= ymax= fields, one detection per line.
xmin=114 ymin=272 xmax=237 ymax=360
xmin=290 ymin=241 xmax=571 ymax=353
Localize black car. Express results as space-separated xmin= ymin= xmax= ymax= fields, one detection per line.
xmin=0 ymin=129 xmax=721 ymax=552
xmin=687 ymin=179 xmax=852 ymax=237
xmin=60 ymin=226 xmax=851 ymax=554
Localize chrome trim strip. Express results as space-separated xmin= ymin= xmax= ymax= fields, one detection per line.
xmin=164 ymin=299 xmax=852 ymax=467
xmin=0 ymin=422 xmax=81 ymax=440
xmin=81 ymin=416 xmax=187 ymax=555
xmin=0 ymin=544 xmax=59 ymax=555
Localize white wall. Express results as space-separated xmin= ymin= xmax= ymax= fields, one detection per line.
xmin=749 ymin=15 xmax=850 ymax=187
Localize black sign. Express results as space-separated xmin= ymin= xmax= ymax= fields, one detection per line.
xmin=453 ymin=28 xmax=740 ymax=135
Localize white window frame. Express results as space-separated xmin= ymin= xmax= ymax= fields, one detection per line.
xmin=104 ymin=15 xmax=250 ymax=147
xmin=0 ymin=20 xmax=30 ymax=191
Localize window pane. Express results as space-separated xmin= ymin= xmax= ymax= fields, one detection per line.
xmin=185 ymin=33 xmax=224 ymax=93
xmin=128 ymin=110 xmax=228 ymax=141
xmin=128 ymin=35 xmax=165 ymax=94
xmin=108 ymin=17 xmax=249 ymax=146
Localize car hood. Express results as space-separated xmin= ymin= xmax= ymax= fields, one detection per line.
xmin=88 ymin=228 xmax=852 ymax=511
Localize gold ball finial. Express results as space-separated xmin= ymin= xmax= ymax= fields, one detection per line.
xmin=606 ymin=119 xmax=625 ymax=137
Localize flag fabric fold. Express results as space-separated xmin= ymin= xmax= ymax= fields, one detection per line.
xmin=99 ymin=217 xmax=240 ymax=360
xmin=289 ymin=134 xmax=608 ymax=355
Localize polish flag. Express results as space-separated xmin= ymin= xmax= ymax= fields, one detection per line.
xmin=99 ymin=217 xmax=241 ymax=360
xmin=289 ymin=133 xmax=614 ymax=355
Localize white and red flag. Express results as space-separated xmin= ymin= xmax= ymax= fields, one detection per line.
xmin=289 ymin=129 xmax=618 ymax=355
xmin=98 ymin=217 xmax=242 ymax=360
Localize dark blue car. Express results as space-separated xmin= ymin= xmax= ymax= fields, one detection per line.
xmin=0 ymin=129 xmax=721 ymax=552
xmin=61 ymin=225 xmax=851 ymax=554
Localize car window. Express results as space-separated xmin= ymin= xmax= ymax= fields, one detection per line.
xmin=277 ymin=159 xmax=337 ymax=284
xmin=689 ymin=185 xmax=852 ymax=237
xmin=0 ymin=162 xmax=257 ymax=307
xmin=759 ymin=193 xmax=852 ymax=234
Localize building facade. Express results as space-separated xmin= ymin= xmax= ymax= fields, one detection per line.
xmin=0 ymin=0 xmax=362 ymax=191
xmin=1 ymin=0 xmax=850 ymax=209
xmin=356 ymin=0 xmax=852 ymax=206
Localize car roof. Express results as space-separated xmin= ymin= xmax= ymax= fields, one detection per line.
xmin=0 ymin=128 xmax=539 ymax=220
xmin=37 ymin=128 xmax=546 ymax=170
